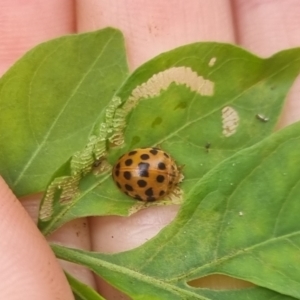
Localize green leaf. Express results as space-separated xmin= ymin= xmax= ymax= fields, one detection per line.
xmin=52 ymin=120 xmax=300 ymax=299
xmin=0 ymin=28 xmax=129 ymax=196
xmin=38 ymin=44 xmax=300 ymax=235
xmin=65 ymin=272 xmax=105 ymax=300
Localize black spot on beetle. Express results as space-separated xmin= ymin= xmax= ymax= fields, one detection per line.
xmin=156 ymin=175 xmax=165 ymax=183
xmin=115 ymin=163 xmax=121 ymax=169
xmin=158 ymin=162 xmax=166 ymax=170
xmin=163 ymin=152 xmax=169 ymax=158
xmin=145 ymin=187 xmax=154 ymax=197
xmin=150 ymin=148 xmax=158 ymax=155
xmin=123 ymin=171 xmax=131 ymax=180
xmin=125 ymin=159 xmax=133 ymax=166
xmin=125 ymin=184 xmax=134 ymax=191
xmin=137 ymin=180 xmax=147 ymax=187
xmin=140 ymin=154 xmax=150 ymax=160
xmin=128 ymin=150 xmax=137 ymax=156
xmin=115 ymin=170 xmax=120 ymax=177
xmin=159 ymin=190 xmax=165 ymax=196
xmin=138 ymin=162 xmax=150 ymax=177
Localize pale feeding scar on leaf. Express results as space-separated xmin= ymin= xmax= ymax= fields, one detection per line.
xmin=222 ymin=106 xmax=239 ymax=137
xmin=40 ymin=67 xmax=214 ymax=220
xmin=109 ymin=67 xmax=214 ymax=205
xmin=40 ymin=97 xmax=121 ymax=221
xmin=109 ymin=66 xmax=214 ymax=146
xmin=40 ymin=174 xmax=81 ymax=220
xmin=208 ymin=57 xmax=217 ymax=67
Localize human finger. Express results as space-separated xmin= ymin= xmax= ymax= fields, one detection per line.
xmin=21 ymin=194 xmax=97 ymax=289
xmin=1 ymin=0 xmax=95 ymax=292
xmin=0 ymin=178 xmax=74 ymax=300
xmin=0 ymin=0 xmax=75 ymax=76
xmin=233 ymin=0 xmax=300 ymax=127
xmin=76 ymin=0 xmax=235 ymax=71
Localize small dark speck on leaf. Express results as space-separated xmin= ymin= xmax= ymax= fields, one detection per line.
xmin=93 ymin=159 xmax=103 ymax=168
xmin=174 ymin=102 xmax=187 ymax=110
xmin=151 ymin=116 xmax=163 ymax=128
xmin=205 ymin=142 xmax=211 ymax=152
xmin=130 ymin=136 xmax=141 ymax=148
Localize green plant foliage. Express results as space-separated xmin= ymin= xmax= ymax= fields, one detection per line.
xmin=1 ymin=28 xmax=300 ymax=299
xmin=53 ymin=120 xmax=300 ymax=299
xmin=65 ymin=272 xmax=105 ymax=300
xmin=0 ymin=28 xmax=128 ymax=196
xmin=36 ymin=40 xmax=300 ymax=236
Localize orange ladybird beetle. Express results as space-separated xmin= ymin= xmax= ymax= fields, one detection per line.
xmin=112 ymin=147 xmax=182 ymax=201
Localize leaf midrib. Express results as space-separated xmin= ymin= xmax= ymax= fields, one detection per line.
xmin=52 ymin=244 xmax=210 ymax=300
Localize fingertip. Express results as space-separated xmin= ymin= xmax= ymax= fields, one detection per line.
xmin=90 ymin=205 xmax=179 ymax=253
xmin=77 ymin=0 xmax=235 ymax=70
xmin=0 ymin=0 xmax=75 ymax=75
xmin=233 ymin=0 xmax=300 ymax=127
xmin=0 ymin=177 xmax=74 ymax=300
xmin=233 ymin=0 xmax=300 ymax=56
xmin=90 ymin=205 xmax=179 ymax=299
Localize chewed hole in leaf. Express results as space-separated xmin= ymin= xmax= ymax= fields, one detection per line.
xmin=187 ymin=274 xmax=255 ymax=290
xmin=96 ymin=276 xmax=131 ymax=300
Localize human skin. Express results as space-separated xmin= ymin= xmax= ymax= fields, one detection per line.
xmin=0 ymin=1 xmax=300 ymax=299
